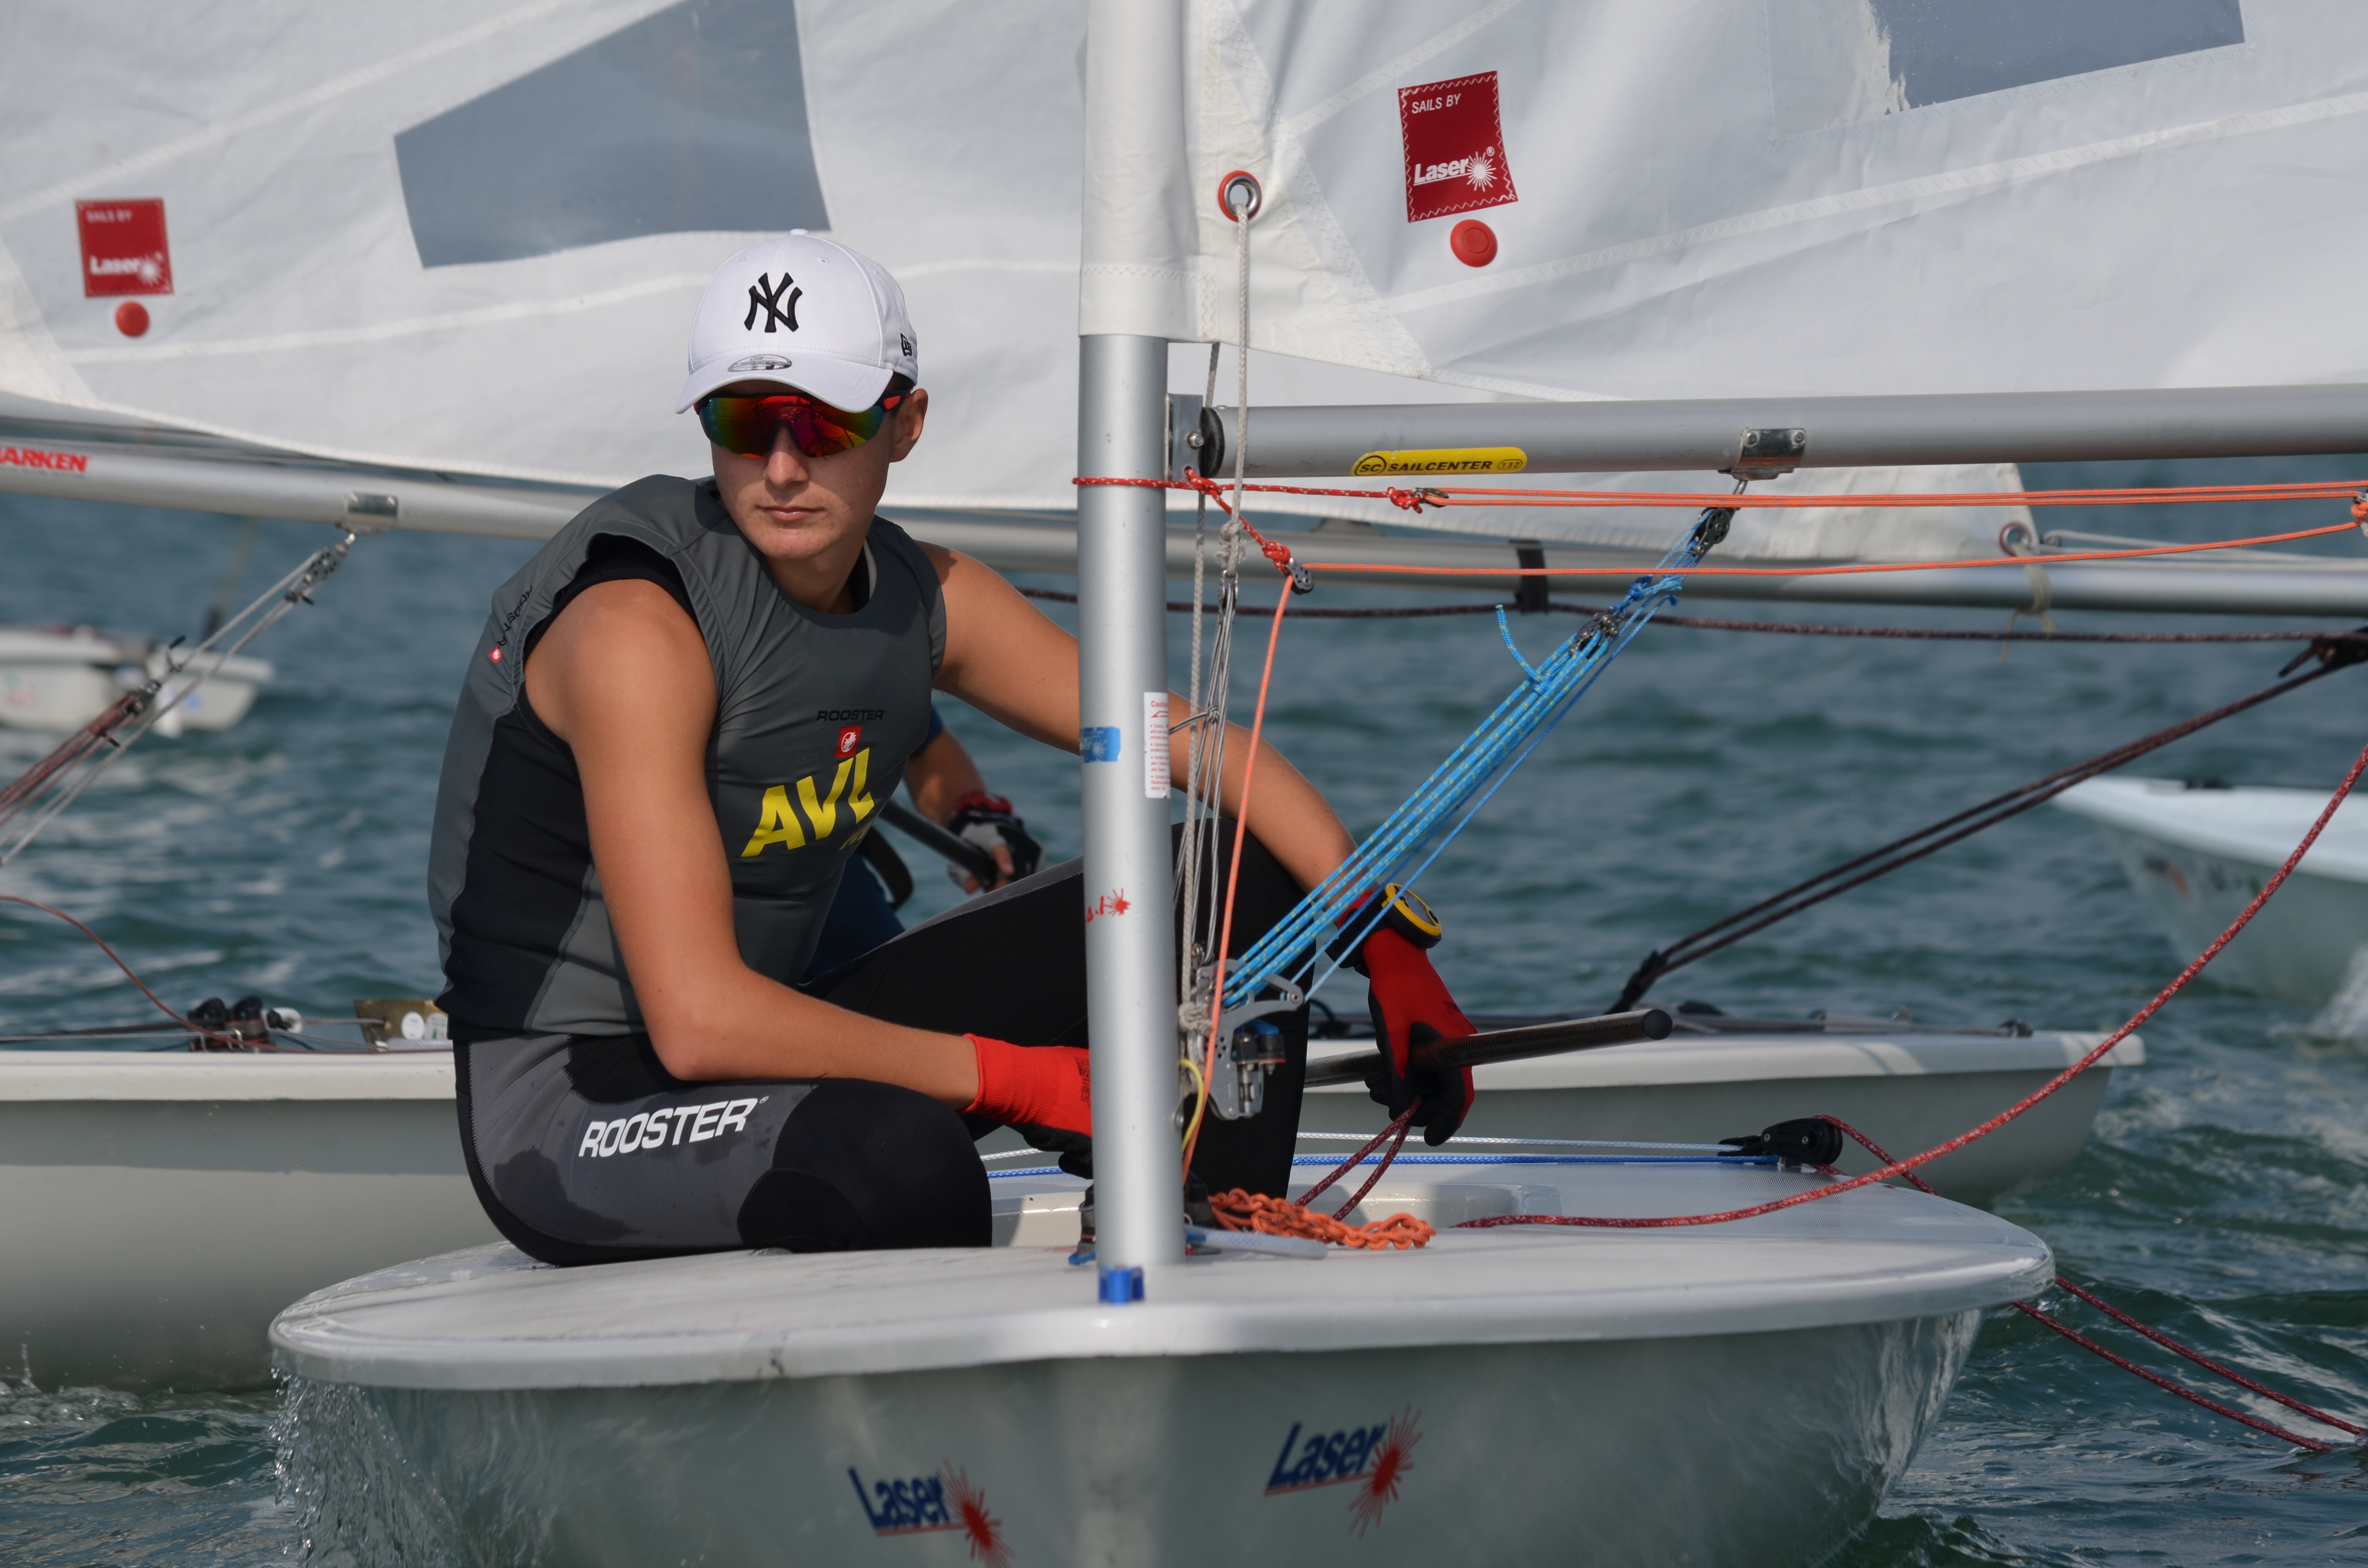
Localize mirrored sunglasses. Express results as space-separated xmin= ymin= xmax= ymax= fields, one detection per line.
xmin=696 ymin=390 xmax=905 ymax=460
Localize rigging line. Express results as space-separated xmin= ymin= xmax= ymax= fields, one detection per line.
xmin=1183 ymin=589 xmax=1292 ymax=1180
xmin=0 ymin=894 xmax=244 ymax=1049
xmin=0 ymin=533 xmax=356 ymax=866
xmin=1299 ymin=521 xmax=2364 ymax=577
xmin=1179 ymin=196 xmax=1262 ymax=1178
xmin=1016 ymin=587 xmax=2368 ymax=643
xmin=1818 ymin=1114 xmax=2364 ymax=1445
xmin=1073 ymin=475 xmax=2368 ymax=509
xmin=1462 ymin=727 xmax=2368 ymax=1234
xmin=1224 ymin=503 xmax=1736 ymax=1009
xmin=2013 ymin=1305 xmax=2344 ymax=1453
xmin=1176 ymin=341 xmax=1221 ymax=1011
xmin=1609 ymin=655 xmax=2355 ymax=1012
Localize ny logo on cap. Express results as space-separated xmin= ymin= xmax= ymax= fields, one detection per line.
xmin=744 ymin=272 xmax=802 ymax=333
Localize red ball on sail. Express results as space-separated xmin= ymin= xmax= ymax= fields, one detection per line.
xmin=114 ymin=301 xmax=150 ymax=337
xmin=1449 ymin=220 xmax=1496 ymax=268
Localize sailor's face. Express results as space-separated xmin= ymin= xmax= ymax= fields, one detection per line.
xmin=708 ymin=380 xmax=928 ymax=575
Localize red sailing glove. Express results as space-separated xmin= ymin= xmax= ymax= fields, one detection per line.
xmin=964 ymin=1035 xmax=1093 ymax=1139
xmin=1359 ymin=925 xmax=1478 ymax=1147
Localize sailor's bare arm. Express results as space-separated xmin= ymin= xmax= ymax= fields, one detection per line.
xmin=926 ymin=545 xmax=1358 ymax=892
xmin=524 ymin=579 xmax=979 ymax=1096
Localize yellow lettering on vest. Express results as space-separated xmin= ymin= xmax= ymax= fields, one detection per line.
xmin=848 ymin=747 xmax=875 ymax=824
xmin=800 ymin=758 xmax=852 ymax=840
xmin=740 ymin=784 xmax=807 ymax=857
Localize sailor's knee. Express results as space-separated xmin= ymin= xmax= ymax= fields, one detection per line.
xmin=746 ymin=1079 xmax=989 ymax=1251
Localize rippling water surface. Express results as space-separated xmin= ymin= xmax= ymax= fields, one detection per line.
xmin=2 ymin=462 xmax=2364 ymax=1564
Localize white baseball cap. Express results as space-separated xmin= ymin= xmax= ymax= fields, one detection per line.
xmin=676 ymin=232 xmax=919 ymax=414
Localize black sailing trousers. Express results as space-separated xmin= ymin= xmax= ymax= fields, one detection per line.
xmin=454 ymin=827 xmax=1312 ymax=1265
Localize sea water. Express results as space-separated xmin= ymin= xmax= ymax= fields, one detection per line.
xmin=0 ymin=462 xmax=2362 ymax=1565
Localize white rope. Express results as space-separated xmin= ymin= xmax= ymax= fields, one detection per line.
xmin=1175 ymin=188 xmax=1257 ymax=1096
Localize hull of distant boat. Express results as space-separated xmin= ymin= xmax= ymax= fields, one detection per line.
xmin=2054 ymin=777 xmax=2368 ymax=1006
xmin=283 ymin=1315 xmax=1976 ymax=1568
xmin=0 ymin=625 xmax=272 ymax=733
xmin=8 ymin=1030 xmax=2112 ymax=1391
xmin=0 ymin=1052 xmax=497 ymax=1391
xmin=1306 ymin=1027 xmax=2137 ymax=1209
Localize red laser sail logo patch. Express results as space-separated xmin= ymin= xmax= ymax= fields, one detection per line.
xmin=76 ymin=200 xmax=173 ymax=297
xmin=1399 ymin=73 xmax=1514 ymax=223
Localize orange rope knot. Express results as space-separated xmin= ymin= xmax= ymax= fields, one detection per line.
xmin=1385 ymin=487 xmax=1448 ymax=513
xmin=1209 ymin=1188 xmax=1437 ymax=1250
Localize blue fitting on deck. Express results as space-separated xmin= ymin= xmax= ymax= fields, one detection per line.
xmin=1098 ymin=1264 xmax=1145 ymax=1304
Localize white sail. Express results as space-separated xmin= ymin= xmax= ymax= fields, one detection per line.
xmin=1092 ymin=0 xmax=2363 ymax=400
xmin=0 ymin=0 xmax=1087 ymax=516
xmin=47 ymin=1 xmax=2368 ymax=559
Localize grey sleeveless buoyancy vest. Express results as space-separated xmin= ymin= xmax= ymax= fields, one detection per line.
xmin=429 ymin=477 xmax=945 ymax=1040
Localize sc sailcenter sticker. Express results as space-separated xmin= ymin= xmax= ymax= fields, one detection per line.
xmin=1352 ymin=448 xmax=1528 ymax=477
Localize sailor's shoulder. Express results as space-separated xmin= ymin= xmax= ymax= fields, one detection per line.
xmin=578 ymin=475 xmax=711 ymax=528
xmin=866 ymin=514 xmax=946 ymax=584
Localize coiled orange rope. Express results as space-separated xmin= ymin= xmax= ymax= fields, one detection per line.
xmin=1208 ymin=1189 xmax=1437 ymax=1250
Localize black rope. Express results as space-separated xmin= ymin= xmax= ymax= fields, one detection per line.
xmin=1013 ymin=586 xmax=2368 ymax=643
xmin=1608 ymin=647 xmax=2368 ymax=1012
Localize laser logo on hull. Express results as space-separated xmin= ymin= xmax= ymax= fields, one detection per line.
xmin=1266 ymin=1407 xmax=1422 ymax=1536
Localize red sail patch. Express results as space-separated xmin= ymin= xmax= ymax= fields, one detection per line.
xmin=76 ymin=200 xmax=173 ymax=297
xmin=1398 ymin=73 xmax=1515 ymax=224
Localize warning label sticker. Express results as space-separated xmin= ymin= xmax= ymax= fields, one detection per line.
xmin=76 ymin=200 xmax=173 ymax=297
xmin=1398 ymin=72 xmax=1515 ymax=224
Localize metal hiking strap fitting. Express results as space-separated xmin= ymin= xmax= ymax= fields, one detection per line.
xmin=1722 ymin=427 xmax=1807 ymax=481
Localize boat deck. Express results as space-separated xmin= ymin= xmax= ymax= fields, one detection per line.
xmin=271 ymin=1161 xmax=2049 ymax=1391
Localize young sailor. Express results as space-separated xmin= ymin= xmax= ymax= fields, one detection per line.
xmin=429 ymin=232 xmax=1476 ymax=1264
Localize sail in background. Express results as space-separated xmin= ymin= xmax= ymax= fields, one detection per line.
xmin=52 ymin=3 xmax=2368 ymax=556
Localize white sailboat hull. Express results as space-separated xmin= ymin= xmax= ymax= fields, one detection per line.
xmin=0 ymin=1051 xmax=497 ymax=1391
xmin=2054 ymin=777 xmax=2368 ymax=1005
xmin=3 ymin=1034 xmax=2116 ymax=1391
xmin=274 ymin=1164 xmax=2044 ymax=1568
xmin=286 ymin=1317 xmax=1977 ymax=1567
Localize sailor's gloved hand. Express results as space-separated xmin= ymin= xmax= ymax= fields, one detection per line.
xmin=947 ymin=791 xmax=1044 ymax=892
xmin=964 ymin=1035 xmax=1092 ymax=1139
xmin=1357 ymin=923 xmax=1477 ymax=1147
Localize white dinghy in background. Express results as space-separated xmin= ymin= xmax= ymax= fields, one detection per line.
xmin=273 ymin=1161 xmax=2049 ymax=1567
xmin=0 ymin=624 xmax=270 ymax=733
xmin=2056 ymin=776 xmax=2368 ymax=1006
xmin=6 ymin=1021 xmax=2122 ymax=1390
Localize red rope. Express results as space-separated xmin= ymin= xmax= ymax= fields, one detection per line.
xmin=0 ymin=894 xmax=246 ymax=1049
xmin=1819 ymin=1116 xmax=2363 ymax=1446
xmin=2015 ymin=1307 xmax=2344 ymax=1453
xmin=1325 ymin=1112 xmax=1418 ymax=1220
xmin=1459 ymin=728 xmax=2368 ymax=1232
xmin=1297 ymin=1104 xmax=1420 ymax=1210
xmin=2050 ymin=1278 xmax=2366 ymax=1439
